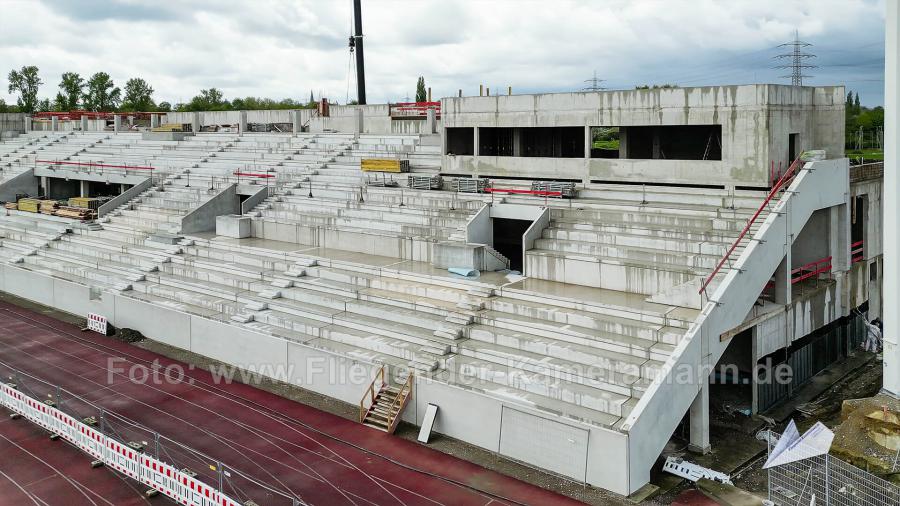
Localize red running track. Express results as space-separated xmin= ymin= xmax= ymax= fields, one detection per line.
xmin=0 ymin=406 xmax=175 ymax=506
xmin=0 ymin=301 xmax=585 ymax=506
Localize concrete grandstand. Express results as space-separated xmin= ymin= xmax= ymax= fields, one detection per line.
xmin=0 ymin=83 xmax=885 ymax=497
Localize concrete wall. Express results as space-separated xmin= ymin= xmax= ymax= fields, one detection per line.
xmin=0 ymin=169 xmax=39 ymax=202
xmin=0 ymin=113 xmax=25 ymax=138
xmin=239 ymin=185 xmax=269 ymax=214
xmin=441 ymin=84 xmax=845 ymax=187
xmin=181 ymin=184 xmax=240 ymax=234
xmin=98 ymin=177 xmax=152 ymax=217
xmin=164 ymin=105 xmax=436 ymax=135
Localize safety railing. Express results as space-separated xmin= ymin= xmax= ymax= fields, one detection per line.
xmin=792 ymin=256 xmax=833 ymax=284
xmin=358 ymin=365 xmax=385 ymax=423
xmin=851 ymin=240 xmax=865 ymax=263
xmin=0 ymin=361 xmax=303 ymax=506
xmin=389 ymin=101 xmax=441 ymax=118
xmin=386 ymin=374 xmax=414 ymax=434
xmin=699 ymin=158 xmax=803 ymax=296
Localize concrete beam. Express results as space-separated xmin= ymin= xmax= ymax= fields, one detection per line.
xmin=884 ymin=0 xmax=899 ymax=396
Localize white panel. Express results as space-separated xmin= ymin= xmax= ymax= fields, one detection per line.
xmin=499 ymin=406 xmax=589 ymax=481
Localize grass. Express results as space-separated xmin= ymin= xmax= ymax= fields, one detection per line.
xmin=845 ymin=149 xmax=883 ymax=161
xmin=592 ymin=140 xmax=619 ymax=150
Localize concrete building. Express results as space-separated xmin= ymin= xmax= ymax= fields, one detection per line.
xmin=0 ymin=83 xmax=883 ymax=497
xmin=442 ymin=84 xmax=844 ymax=187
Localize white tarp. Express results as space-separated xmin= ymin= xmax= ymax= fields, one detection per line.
xmin=763 ymin=420 xmax=834 ymax=469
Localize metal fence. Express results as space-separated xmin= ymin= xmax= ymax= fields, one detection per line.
xmin=0 ymin=361 xmax=303 ymax=506
xmin=766 ymin=430 xmax=900 ymax=505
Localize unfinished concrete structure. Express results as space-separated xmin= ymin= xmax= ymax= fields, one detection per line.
xmin=0 ymin=83 xmax=882 ymax=497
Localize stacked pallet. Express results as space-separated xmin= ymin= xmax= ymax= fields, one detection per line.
xmin=55 ymin=206 xmax=96 ymax=220
xmin=4 ymin=202 xmax=17 ymax=210
xmin=39 ymin=200 xmax=59 ymax=215
xmin=69 ymin=197 xmax=101 ymax=210
xmin=17 ymin=198 xmax=44 ymax=213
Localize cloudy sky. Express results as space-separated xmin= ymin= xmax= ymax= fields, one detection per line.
xmin=0 ymin=0 xmax=888 ymax=107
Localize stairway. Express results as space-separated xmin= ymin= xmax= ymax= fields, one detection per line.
xmin=359 ymin=367 xmax=413 ymax=434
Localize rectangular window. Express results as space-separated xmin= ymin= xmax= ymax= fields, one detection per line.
xmin=622 ymin=125 xmax=722 ymax=160
xmin=445 ymin=127 xmax=474 ymax=155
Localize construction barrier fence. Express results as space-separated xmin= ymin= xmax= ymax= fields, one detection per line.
xmin=0 ymin=362 xmax=303 ymax=506
xmin=766 ymin=430 xmax=900 ymax=505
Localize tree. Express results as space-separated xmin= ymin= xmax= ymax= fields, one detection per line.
xmin=37 ymin=98 xmax=52 ymax=112
xmin=83 ymin=72 xmax=121 ymax=111
xmin=7 ymin=66 xmax=42 ymax=114
xmin=56 ymin=72 xmax=84 ymax=110
xmin=179 ymin=88 xmax=229 ymax=111
xmin=157 ymin=101 xmax=172 ymax=112
xmin=122 ymin=77 xmax=155 ymax=111
xmin=415 ymin=76 xmax=426 ymax=102
xmin=853 ymin=93 xmax=861 ymax=115
xmin=309 ymin=90 xmax=315 ymax=104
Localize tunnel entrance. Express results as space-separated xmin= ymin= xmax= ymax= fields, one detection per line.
xmin=492 ymin=218 xmax=531 ymax=272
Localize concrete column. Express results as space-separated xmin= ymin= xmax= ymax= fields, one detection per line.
xmin=127 ymin=115 xmax=134 ymax=126
xmin=81 ymin=116 xmax=88 ymax=132
xmin=120 ymin=184 xmax=126 ymax=194
xmin=113 ymin=115 xmax=121 ymax=134
xmin=584 ymin=126 xmax=591 ymax=159
xmin=688 ymin=379 xmax=710 ymax=454
xmin=24 ymin=116 xmax=32 ymax=131
xmin=79 ymin=180 xmax=88 ymax=197
xmin=426 ymin=108 xmax=436 ymax=134
xmin=513 ymin=128 xmax=522 ymax=157
xmin=652 ymin=128 xmax=661 ymax=159
xmin=40 ymin=176 xmax=48 ymax=197
xmin=774 ymin=255 xmax=792 ymax=305
xmin=883 ymin=0 xmax=899 ymax=397
xmin=290 ymin=111 xmax=298 ymax=135
xmin=354 ymin=108 xmax=364 ymax=137
xmin=191 ymin=112 xmax=200 ymax=134
xmin=51 ymin=116 xmax=59 ymax=132
xmin=619 ymin=127 xmax=628 ymax=158
xmin=150 ymin=114 xmax=159 ymax=129
xmin=473 ymin=127 xmax=480 ymax=157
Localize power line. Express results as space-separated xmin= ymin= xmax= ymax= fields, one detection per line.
xmin=774 ymin=30 xmax=817 ymax=86
xmin=583 ymin=70 xmax=606 ymax=91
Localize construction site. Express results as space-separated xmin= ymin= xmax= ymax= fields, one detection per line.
xmin=0 ymin=2 xmax=896 ymax=506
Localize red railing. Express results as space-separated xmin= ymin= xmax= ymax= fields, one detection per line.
xmin=851 ymin=240 xmax=865 ymax=263
xmin=699 ymin=158 xmax=804 ymax=296
xmin=232 ymin=171 xmax=275 ymax=178
xmin=791 ymin=256 xmax=832 ymax=284
xmin=37 ymin=159 xmax=156 ymax=171
xmin=484 ymin=188 xmax=562 ymax=197
xmin=389 ymin=101 xmax=441 ymax=118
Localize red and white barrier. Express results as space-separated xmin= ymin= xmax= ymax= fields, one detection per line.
xmin=0 ymin=382 xmax=242 ymax=506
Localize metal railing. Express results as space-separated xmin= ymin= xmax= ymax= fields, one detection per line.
xmin=766 ymin=430 xmax=900 ymax=505
xmin=699 ymin=158 xmax=803 ymax=296
xmin=359 ymin=365 xmax=385 ymax=423
xmin=389 ymin=102 xmax=441 ymax=118
xmin=0 ymin=361 xmax=303 ymax=506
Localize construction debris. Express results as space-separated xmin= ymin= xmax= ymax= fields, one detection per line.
xmin=663 ymin=456 xmax=733 ymax=485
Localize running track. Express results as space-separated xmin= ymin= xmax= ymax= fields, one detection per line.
xmin=0 ymin=301 xmax=585 ymax=506
xmin=0 ymin=407 xmax=175 ymax=506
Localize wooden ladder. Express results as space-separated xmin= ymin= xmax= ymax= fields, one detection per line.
xmin=359 ymin=366 xmax=413 ymax=434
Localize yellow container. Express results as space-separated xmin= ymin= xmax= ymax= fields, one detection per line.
xmin=69 ymin=197 xmax=100 ymax=210
xmin=361 ymin=159 xmax=410 ymax=173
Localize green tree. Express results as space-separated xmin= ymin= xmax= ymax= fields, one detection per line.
xmin=179 ymin=88 xmax=229 ymax=111
xmin=415 ymin=76 xmax=426 ymax=102
xmin=55 ymin=72 xmax=84 ymax=110
xmin=83 ymin=72 xmax=121 ymax=111
xmin=7 ymin=65 xmax=43 ymax=114
xmin=157 ymin=101 xmax=172 ymax=112
xmin=121 ymin=77 xmax=155 ymax=111
xmin=37 ymin=97 xmax=52 ymax=112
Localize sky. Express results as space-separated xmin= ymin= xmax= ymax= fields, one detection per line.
xmin=0 ymin=0 xmax=888 ymax=108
